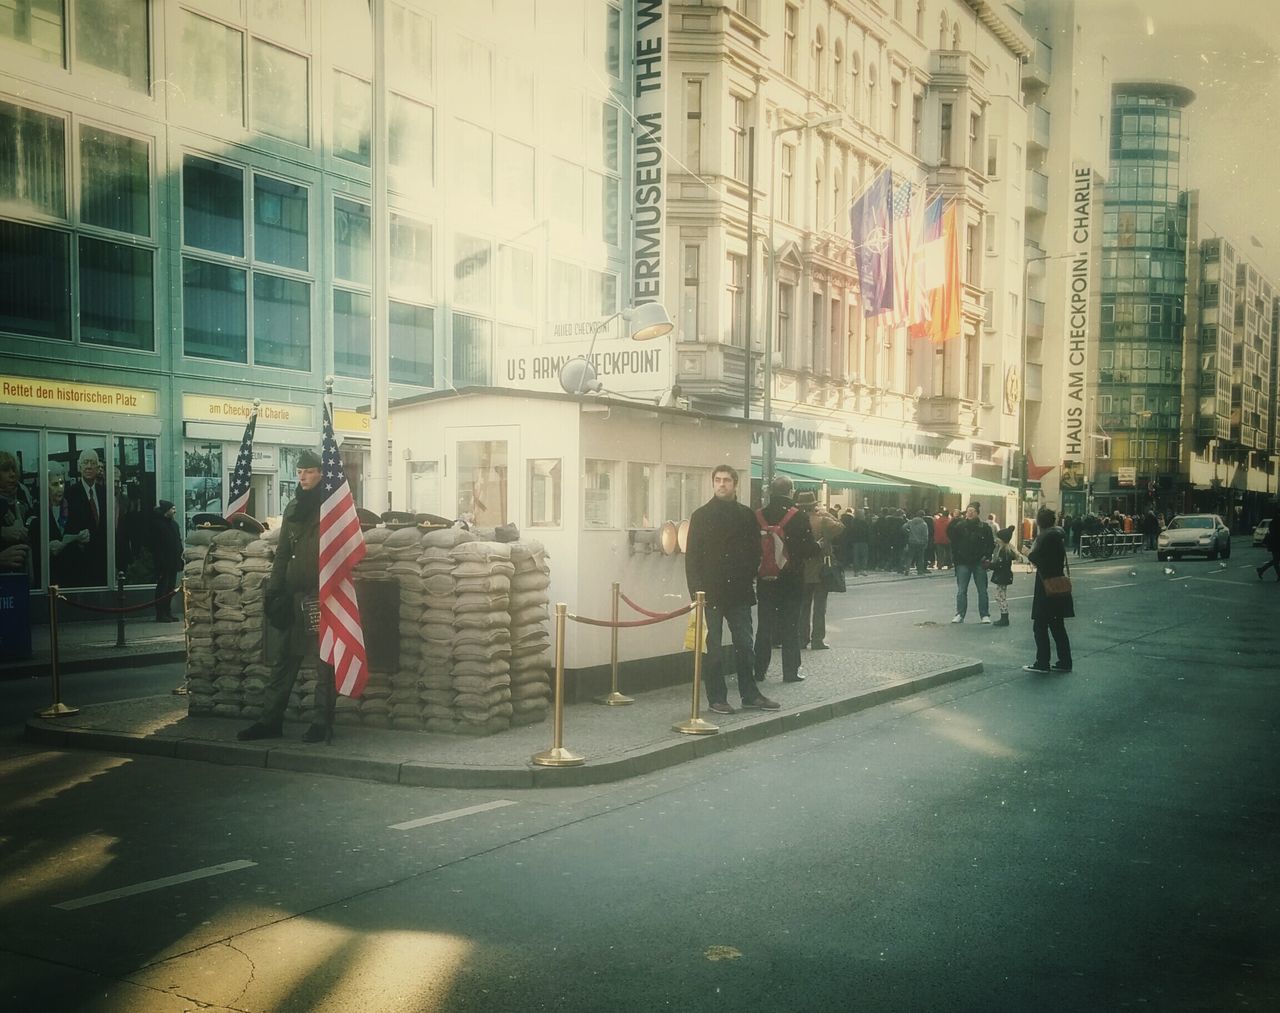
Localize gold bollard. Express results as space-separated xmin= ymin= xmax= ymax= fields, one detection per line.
xmin=673 ymin=591 xmax=717 ymax=735
xmin=172 ymin=578 xmax=190 ymax=695
xmin=594 ymin=581 xmax=633 ymax=706
xmin=38 ymin=586 xmax=79 ymax=719
xmin=531 ymin=603 xmax=585 ymax=766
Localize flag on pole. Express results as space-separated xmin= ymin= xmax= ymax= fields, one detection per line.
xmin=318 ymin=404 xmax=369 ymax=697
xmin=888 ymin=176 xmax=917 ymax=326
xmin=224 ymin=409 xmax=258 ymax=519
xmin=909 ymin=196 xmax=945 ymax=338
xmin=927 ymin=202 xmax=963 ymax=342
xmin=851 ymin=170 xmax=894 ymax=316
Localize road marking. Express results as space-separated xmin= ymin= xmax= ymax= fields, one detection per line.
xmin=1094 ymin=582 xmax=1138 ymax=590
xmin=847 ymin=609 xmax=926 ymax=621
xmin=55 ymin=860 xmax=257 ymax=911
xmin=389 ymin=799 xmax=518 ymax=831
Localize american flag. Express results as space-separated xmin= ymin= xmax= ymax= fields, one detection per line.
xmin=224 ymin=410 xmax=258 ymax=519
xmin=889 ymin=176 xmax=917 ymax=327
xmin=318 ymin=404 xmax=368 ymax=697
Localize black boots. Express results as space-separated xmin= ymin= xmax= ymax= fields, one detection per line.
xmin=302 ymin=722 xmax=332 ymax=744
xmin=994 ymin=614 xmax=1010 ymax=627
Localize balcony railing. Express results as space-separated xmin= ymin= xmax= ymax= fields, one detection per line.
xmin=1021 ymin=39 xmax=1052 ymax=87
xmin=1026 ymin=297 xmax=1045 ymax=339
xmin=1027 ymin=103 xmax=1050 ymax=151
xmin=1026 ymin=169 xmax=1048 ymax=215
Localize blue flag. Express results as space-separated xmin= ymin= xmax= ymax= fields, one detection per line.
xmin=851 ymin=170 xmax=894 ymax=317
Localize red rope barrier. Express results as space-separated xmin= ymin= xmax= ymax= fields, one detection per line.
xmin=56 ymin=587 xmax=183 ymax=615
xmin=619 ymin=591 xmax=692 ymax=621
xmin=568 ymin=601 xmax=693 ymax=629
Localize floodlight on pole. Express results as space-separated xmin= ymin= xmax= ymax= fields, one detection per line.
xmin=558 ymin=303 xmax=675 ymax=396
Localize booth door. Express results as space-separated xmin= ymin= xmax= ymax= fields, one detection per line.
xmin=446 ymin=426 xmax=519 ymax=528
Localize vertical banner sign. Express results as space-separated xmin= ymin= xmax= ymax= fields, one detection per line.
xmin=1063 ymin=162 xmax=1092 ymax=469
xmin=633 ymin=0 xmax=665 ymax=307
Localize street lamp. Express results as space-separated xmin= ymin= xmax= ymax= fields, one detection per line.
xmin=762 ymin=111 xmax=842 ymax=499
xmin=558 ymin=303 xmax=675 ymax=395
xmin=1017 ymin=251 xmax=1048 ymax=517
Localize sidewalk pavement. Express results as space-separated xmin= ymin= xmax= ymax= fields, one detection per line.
xmin=25 ymin=644 xmax=984 ymax=790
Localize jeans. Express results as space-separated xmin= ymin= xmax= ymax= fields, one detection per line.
xmin=934 ymin=543 xmax=951 ymax=569
xmin=261 ymin=651 xmax=336 ymax=728
xmin=954 ymin=563 xmax=990 ymax=619
xmin=1033 ymin=616 xmax=1071 ymax=668
xmin=703 ymin=602 xmax=758 ymax=705
xmin=800 ymin=583 xmax=829 ymax=646
xmin=755 ymin=579 xmax=804 ymax=680
xmin=851 ymin=542 xmax=869 ymax=574
xmin=903 ymin=542 xmax=927 ymax=574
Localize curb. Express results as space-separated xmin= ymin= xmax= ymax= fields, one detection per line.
xmin=24 ymin=659 xmax=983 ymax=790
xmin=2 ymin=648 xmax=187 ymax=681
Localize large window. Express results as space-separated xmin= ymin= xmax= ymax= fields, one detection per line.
xmin=528 ymin=458 xmax=562 ymax=528
xmin=584 ymin=459 xmax=616 ymax=528
xmin=626 ymin=462 xmax=656 ymax=528
xmin=684 ymin=77 xmax=702 ymax=173
xmin=726 ymin=253 xmax=746 ymax=346
xmin=3 ymin=0 xmax=149 ymax=91
xmin=457 ymin=440 xmax=507 ymax=526
xmin=181 ymin=154 xmax=311 ymax=369
xmin=731 ymin=95 xmax=748 ymax=180
xmin=664 ymin=468 xmax=706 ymax=523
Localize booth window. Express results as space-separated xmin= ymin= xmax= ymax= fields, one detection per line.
xmin=583 ymin=459 xmax=616 ymax=528
xmin=528 ymin=458 xmax=562 ymax=528
xmin=664 ymin=468 xmax=706 ymax=523
xmin=626 ymin=462 xmax=655 ymax=528
xmin=457 ymin=440 xmax=508 ymax=526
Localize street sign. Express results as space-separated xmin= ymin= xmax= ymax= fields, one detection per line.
xmin=1117 ymin=466 xmax=1136 ymax=487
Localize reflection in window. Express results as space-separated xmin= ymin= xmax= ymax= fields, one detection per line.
xmin=80 ymin=126 xmax=149 ymax=236
xmin=390 ymin=301 xmax=433 ymax=385
xmin=0 ymin=428 xmax=39 ymax=585
xmin=584 ymin=459 xmax=616 ymax=528
xmin=333 ymin=289 xmax=370 ymax=378
xmin=77 ymin=0 xmax=150 ymax=92
xmin=114 ymin=434 xmax=157 ymax=582
xmin=184 ymin=441 xmax=224 ymax=523
xmin=389 ymin=4 xmax=432 ymax=92
xmin=1 ymin=0 xmax=63 ymax=63
xmin=626 ymin=462 xmax=655 ymax=528
xmin=177 ymin=11 xmax=244 ymax=124
xmin=408 ymin=460 xmax=440 ymax=514
xmin=0 ymin=221 xmax=70 ymax=340
xmin=251 ymin=39 xmax=309 ymax=145
xmin=47 ymin=433 xmax=109 ymax=588
xmin=453 ymin=234 xmax=492 ymax=308
xmin=333 ymin=71 xmax=371 ymax=165
xmin=0 ymin=101 xmax=66 ymax=218
xmin=390 ymin=94 xmax=434 ymax=184
xmin=334 ymin=197 xmax=371 ymax=284
xmin=452 ymin=313 xmax=491 ymax=386
xmin=253 ymin=274 xmax=311 ymax=369
xmin=664 ymin=468 xmax=706 ymax=522
xmin=390 ymin=214 xmax=432 ymax=302
xmin=454 ymin=120 xmax=493 ymax=203
xmin=183 ymin=156 xmax=244 ymax=256
xmin=254 ymin=174 xmax=308 ymax=270
xmin=456 ymin=440 xmax=507 ymax=526
xmin=79 ymin=237 xmax=154 ymax=350
xmin=528 ymin=458 xmax=562 ymax=527
xmin=183 ymin=259 xmax=248 ymax=362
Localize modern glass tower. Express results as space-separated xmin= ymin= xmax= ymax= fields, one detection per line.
xmin=1095 ymin=81 xmax=1195 ymax=513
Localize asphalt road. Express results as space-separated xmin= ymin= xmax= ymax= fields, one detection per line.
xmin=1 ymin=542 xmax=1276 ymax=1012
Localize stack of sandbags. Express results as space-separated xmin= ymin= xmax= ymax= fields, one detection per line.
xmin=235 ymin=529 xmax=274 ymax=718
xmin=507 ymin=540 xmax=553 ymax=726
xmin=203 ymin=528 xmax=262 ymax=717
xmin=182 ymin=529 xmax=217 ymax=714
xmin=450 ymin=540 xmax=515 ymax=735
xmin=346 ymin=524 xmax=420 ymax=728
xmin=382 ymin=527 xmax=425 ymax=730
xmin=417 ymin=527 xmax=472 ymax=733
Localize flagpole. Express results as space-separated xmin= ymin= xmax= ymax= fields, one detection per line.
xmin=368 ymin=0 xmax=390 ymax=515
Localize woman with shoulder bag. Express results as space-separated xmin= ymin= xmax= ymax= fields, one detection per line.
xmin=1024 ymin=506 xmax=1074 ymax=673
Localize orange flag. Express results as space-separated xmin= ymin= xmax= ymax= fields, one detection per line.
xmin=928 ymin=204 xmax=962 ymax=342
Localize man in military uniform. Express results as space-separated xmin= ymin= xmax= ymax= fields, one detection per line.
xmin=238 ymin=449 xmax=335 ymax=744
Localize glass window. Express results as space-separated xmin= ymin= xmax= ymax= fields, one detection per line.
xmin=496 ymin=56 xmax=534 ymax=133
xmin=664 ymin=468 xmax=705 ymax=522
xmin=47 ymin=433 xmax=110 ymax=588
xmin=251 ymin=0 xmax=307 ymax=47
xmin=0 ymin=221 xmax=70 ymax=339
xmin=453 ymin=37 xmax=492 ymax=115
xmin=0 ymin=101 xmax=65 ymax=218
xmin=454 ymin=120 xmax=493 ymax=203
xmin=183 ymin=156 xmax=244 ymax=256
xmin=334 ymin=197 xmax=370 ymax=284
xmin=177 ymin=11 xmax=244 ymax=125
xmin=333 ymin=288 xmax=370 ymax=378
xmin=601 ymin=102 xmax=620 ymax=172
xmin=0 ymin=429 xmax=39 ymax=585
xmin=390 ymin=214 xmax=432 ymax=302
xmin=452 ymin=313 xmax=491 ymax=386
xmin=183 ymin=258 xmax=247 ymax=362
xmin=251 ymin=39 xmax=309 ymax=145
xmin=584 ymin=459 xmax=616 ymax=528
xmin=113 ymin=434 xmax=157 ymax=582
xmin=79 ymin=125 xmax=149 ymax=236
xmin=549 ymin=260 xmax=581 ymax=321
xmin=79 ymin=237 xmax=154 ymax=350
xmin=626 ymin=462 xmax=655 ymax=527
xmin=253 ymin=273 xmax=310 ymax=369
xmin=389 ymin=3 xmax=432 ymax=93
xmin=389 ymin=94 xmax=434 ymax=182
xmin=456 ymin=439 xmax=507 ymax=526
xmin=528 ymin=458 xmax=562 ymax=527
xmin=496 ymin=136 xmax=535 ymax=217
xmin=407 ymin=460 xmax=440 ymax=514
xmin=184 ymin=440 xmax=224 ymax=525
xmin=77 ymin=0 xmax=150 ymax=92
xmin=605 ymin=3 xmax=621 ymax=77
xmin=389 ymin=301 xmax=433 ymax=385
xmin=588 ymin=269 xmax=617 ymax=317
xmin=453 ymin=234 xmax=492 ymax=308
xmin=602 ymin=175 xmax=619 ymax=246
xmin=253 ymin=174 xmax=307 ymax=270
xmin=550 ymin=158 xmax=582 ymax=228
xmin=499 ymin=244 xmax=535 ymax=318
xmin=1 ymin=0 xmax=63 ymax=64
xmin=332 ymin=71 xmax=371 ymax=165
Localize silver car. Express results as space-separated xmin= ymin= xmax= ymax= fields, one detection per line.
xmin=1253 ymin=518 xmax=1272 ymax=548
xmin=1156 ymin=514 xmax=1231 ymax=561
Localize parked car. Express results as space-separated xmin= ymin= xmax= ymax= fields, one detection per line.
xmin=1253 ymin=518 xmax=1272 ymax=548
xmin=1156 ymin=514 xmax=1231 ymax=561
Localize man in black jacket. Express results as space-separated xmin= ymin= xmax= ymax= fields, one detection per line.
xmin=753 ymin=475 xmax=820 ymax=683
xmin=238 ymin=450 xmax=335 ymax=744
xmin=947 ymin=501 xmax=996 ymax=623
xmin=149 ymin=500 xmax=184 ymax=622
xmin=685 ymin=465 xmax=780 ymax=713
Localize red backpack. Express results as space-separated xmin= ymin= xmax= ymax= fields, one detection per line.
xmin=756 ymin=507 xmax=799 ymax=580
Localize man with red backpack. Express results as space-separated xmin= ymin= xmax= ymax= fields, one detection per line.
xmin=753 ymin=475 xmax=820 ymax=683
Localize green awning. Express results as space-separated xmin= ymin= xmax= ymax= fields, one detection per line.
xmin=864 ymin=468 xmax=1015 ymax=498
xmin=750 ymin=461 xmax=909 ymax=490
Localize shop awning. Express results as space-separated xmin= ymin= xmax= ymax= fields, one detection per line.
xmin=750 ymin=461 xmax=909 ymax=490
xmin=863 ymin=469 xmax=1016 ymax=499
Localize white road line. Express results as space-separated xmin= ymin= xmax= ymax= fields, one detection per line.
xmin=389 ymin=799 xmax=518 ymax=831
xmin=1094 ymin=582 xmax=1139 ymax=590
xmin=55 ymin=860 xmax=257 ymax=911
xmin=847 ymin=609 xmax=926 ymax=621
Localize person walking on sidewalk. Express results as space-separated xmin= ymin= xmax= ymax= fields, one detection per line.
xmin=932 ymin=508 xmax=952 ymax=570
xmin=902 ymin=510 xmax=930 ymax=575
xmin=1257 ymin=512 xmax=1279 ymax=581
xmin=989 ymin=525 xmax=1027 ymax=627
xmin=948 ymin=502 xmax=995 ymax=624
xmin=799 ymin=490 xmax=843 ymax=650
xmin=149 ymin=500 xmax=184 ymax=622
xmin=754 ymin=475 xmax=820 ymax=683
xmin=685 ymin=465 xmax=780 ymax=714
xmin=1024 ymin=506 xmax=1074 ymax=673
xmin=238 ymin=449 xmax=336 ymax=743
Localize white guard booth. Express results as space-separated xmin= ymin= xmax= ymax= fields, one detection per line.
xmin=389 ymin=387 xmax=772 ymax=700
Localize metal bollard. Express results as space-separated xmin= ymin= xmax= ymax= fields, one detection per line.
xmin=115 ymin=570 xmax=126 ymax=648
xmin=172 ymin=578 xmax=190 ymax=696
xmin=673 ymin=591 xmax=717 ymax=735
xmin=38 ymin=586 xmax=79 ymax=719
xmin=594 ymin=581 xmax=634 ymax=706
xmin=531 ymin=603 xmax=585 ymax=767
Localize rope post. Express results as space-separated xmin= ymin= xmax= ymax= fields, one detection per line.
xmin=172 ymin=578 xmax=189 ymax=696
xmin=38 ymin=586 xmax=79 ymax=719
xmin=594 ymin=581 xmax=634 ymax=706
xmin=673 ymin=591 xmax=718 ymax=735
xmin=114 ymin=570 xmax=126 ymax=648
xmin=531 ymin=603 xmax=585 ymax=767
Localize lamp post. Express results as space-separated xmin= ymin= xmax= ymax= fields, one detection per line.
xmin=1018 ymin=251 xmax=1047 ymax=522
xmin=762 ymin=112 xmax=842 ymax=499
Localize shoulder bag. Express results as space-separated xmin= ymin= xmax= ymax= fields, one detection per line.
xmin=819 ymin=556 xmax=847 ymax=594
xmin=1042 ymin=552 xmax=1072 ymax=598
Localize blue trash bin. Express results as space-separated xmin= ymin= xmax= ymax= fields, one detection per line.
xmin=0 ymin=573 xmax=32 ymax=660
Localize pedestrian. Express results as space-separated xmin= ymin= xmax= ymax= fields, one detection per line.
xmin=933 ymin=508 xmax=952 ymax=570
xmin=947 ymin=501 xmax=995 ymax=624
xmin=989 ymin=525 xmax=1027 ymax=627
xmin=849 ymin=507 xmax=871 ymax=575
xmin=754 ymin=475 xmax=820 ymax=683
xmin=1023 ymin=506 xmax=1074 ymax=673
xmin=149 ymin=500 xmax=184 ymax=622
xmin=799 ymin=490 xmax=843 ymax=650
xmin=684 ymin=465 xmax=779 ymax=714
xmin=902 ymin=510 xmax=930 ymax=575
xmin=1257 ymin=512 xmax=1279 ymax=582
xmin=238 ymin=449 xmax=337 ymax=744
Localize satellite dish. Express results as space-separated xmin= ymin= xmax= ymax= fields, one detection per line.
xmin=558 ymin=357 xmax=602 ymax=395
